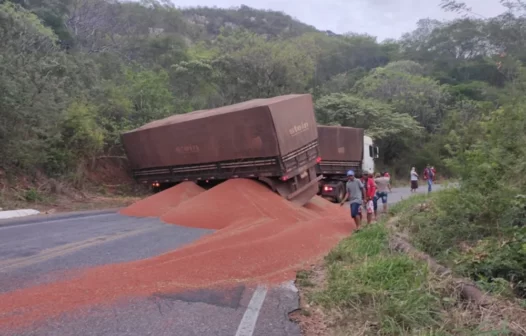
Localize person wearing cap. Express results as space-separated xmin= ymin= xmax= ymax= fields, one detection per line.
xmin=340 ymin=170 xmax=365 ymax=229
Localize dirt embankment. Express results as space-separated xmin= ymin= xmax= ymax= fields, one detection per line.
xmin=0 ymin=157 xmax=143 ymax=213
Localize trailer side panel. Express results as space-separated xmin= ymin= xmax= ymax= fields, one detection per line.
xmin=122 ymin=106 xmax=279 ymax=170
xmin=317 ymin=126 xmax=364 ymax=163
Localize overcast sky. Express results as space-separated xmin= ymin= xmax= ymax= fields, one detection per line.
xmin=171 ymin=0 xmax=506 ymax=40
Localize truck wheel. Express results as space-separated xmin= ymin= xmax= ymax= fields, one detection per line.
xmin=335 ymin=184 xmax=345 ymax=203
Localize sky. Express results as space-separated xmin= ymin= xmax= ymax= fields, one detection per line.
xmin=171 ymin=0 xmax=506 ymax=40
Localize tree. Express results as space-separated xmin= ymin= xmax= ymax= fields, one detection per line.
xmin=383 ymin=60 xmax=425 ymax=76
xmin=170 ymin=59 xmax=220 ymax=109
xmin=318 ymin=69 xmax=367 ymax=95
xmin=315 ymin=34 xmax=390 ymax=83
xmin=354 ymin=67 xmax=451 ymax=132
xmin=96 ymin=68 xmax=176 ymax=149
xmin=0 ymin=2 xmax=67 ymax=170
xmin=212 ymin=29 xmax=316 ymax=103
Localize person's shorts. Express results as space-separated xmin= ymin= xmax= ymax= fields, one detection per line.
xmin=411 ymin=181 xmax=418 ymax=189
xmin=350 ymin=203 xmax=362 ymax=218
xmin=366 ymin=200 xmax=374 ymax=214
xmin=376 ymin=191 xmax=388 ymax=204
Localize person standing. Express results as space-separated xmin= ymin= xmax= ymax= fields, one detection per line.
xmin=410 ymin=167 xmax=419 ymax=193
xmin=423 ymin=164 xmax=434 ymax=192
xmin=340 ymin=170 xmax=365 ymax=229
xmin=374 ymin=172 xmax=392 ymax=214
xmin=363 ymin=171 xmax=376 ymax=224
xmin=359 ymin=173 xmax=367 ymax=222
xmin=372 ymin=174 xmax=380 ymax=219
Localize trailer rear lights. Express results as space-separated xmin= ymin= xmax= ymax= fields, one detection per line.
xmin=281 ymin=175 xmax=289 ymax=181
xmin=152 ymin=182 xmax=160 ymax=187
xmin=323 ymin=186 xmax=333 ymax=192
xmin=316 ymin=156 xmax=322 ymax=163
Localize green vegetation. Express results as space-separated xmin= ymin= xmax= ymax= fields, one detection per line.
xmin=398 ymin=187 xmax=526 ymax=300
xmin=2 ymin=0 xmax=525 ymax=184
xmin=303 ymin=221 xmax=513 ymax=335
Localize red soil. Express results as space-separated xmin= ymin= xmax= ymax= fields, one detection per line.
xmin=119 ymin=182 xmax=204 ymax=217
xmin=0 ymin=179 xmax=355 ymax=331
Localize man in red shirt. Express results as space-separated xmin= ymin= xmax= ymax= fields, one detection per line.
xmin=364 ymin=171 xmax=376 ymax=224
xmin=423 ymin=164 xmax=434 ymax=192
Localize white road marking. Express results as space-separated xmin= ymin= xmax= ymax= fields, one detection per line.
xmin=235 ymin=286 xmax=268 ymax=336
xmin=0 ymin=209 xmax=40 ymax=219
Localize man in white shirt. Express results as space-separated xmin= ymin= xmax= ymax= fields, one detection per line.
xmin=374 ymin=172 xmax=392 ymax=214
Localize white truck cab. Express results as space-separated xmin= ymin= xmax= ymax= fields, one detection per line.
xmin=362 ymin=135 xmax=379 ymax=174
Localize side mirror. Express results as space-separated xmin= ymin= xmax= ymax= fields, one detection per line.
xmin=374 ymin=146 xmax=380 ymax=159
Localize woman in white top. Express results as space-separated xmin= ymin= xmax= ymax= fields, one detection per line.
xmin=410 ymin=167 xmax=419 ymax=193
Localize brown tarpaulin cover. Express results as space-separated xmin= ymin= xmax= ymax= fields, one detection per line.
xmin=317 ymin=126 xmax=364 ymax=162
xmin=122 ymin=94 xmax=318 ymax=170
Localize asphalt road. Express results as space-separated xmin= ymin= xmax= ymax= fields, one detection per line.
xmin=386 ymin=182 xmax=445 ymax=204
xmin=0 ymin=184 xmax=443 ymax=336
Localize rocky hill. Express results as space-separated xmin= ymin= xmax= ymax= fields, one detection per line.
xmin=182 ymin=5 xmax=319 ymax=38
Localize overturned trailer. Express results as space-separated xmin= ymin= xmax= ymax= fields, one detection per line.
xmin=121 ymin=94 xmax=322 ymax=205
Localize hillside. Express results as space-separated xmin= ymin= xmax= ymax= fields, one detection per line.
xmin=1 ymin=0 xmax=522 ymax=187
xmin=182 ymin=5 xmax=319 ymax=38
xmin=0 ymin=0 xmax=522 ymax=192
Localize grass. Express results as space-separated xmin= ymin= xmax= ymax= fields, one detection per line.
xmin=389 ymin=193 xmax=428 ymax=216
xmin=294 ymin=195 xmax=525 ymax=335
xmin=312 ymin=223 xmax=452 ymax=335
xmin=296 ymin=270 xmax=316 ymax=288
xmin=393 ymin=188 xmax=526 ymax=302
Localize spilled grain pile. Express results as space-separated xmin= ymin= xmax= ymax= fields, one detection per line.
xmin=119 ymin=181 xmax=204 ymax=217
xmin=161 ymin=179 xmax=320 ymax=229
xmin=0 ymin=179 xmax=354 ymax=331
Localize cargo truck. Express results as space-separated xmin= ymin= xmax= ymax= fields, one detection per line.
xmin=121 ymin=94 xmax=322 ymax=205
xmin=316 ymin=126 xmax=378 ymax=203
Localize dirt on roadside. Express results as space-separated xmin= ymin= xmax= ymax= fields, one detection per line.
xmin=0 ymin=158 xmax=145 ymax=214
xmin=289 ymin=264 xmax=331 ymax=336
